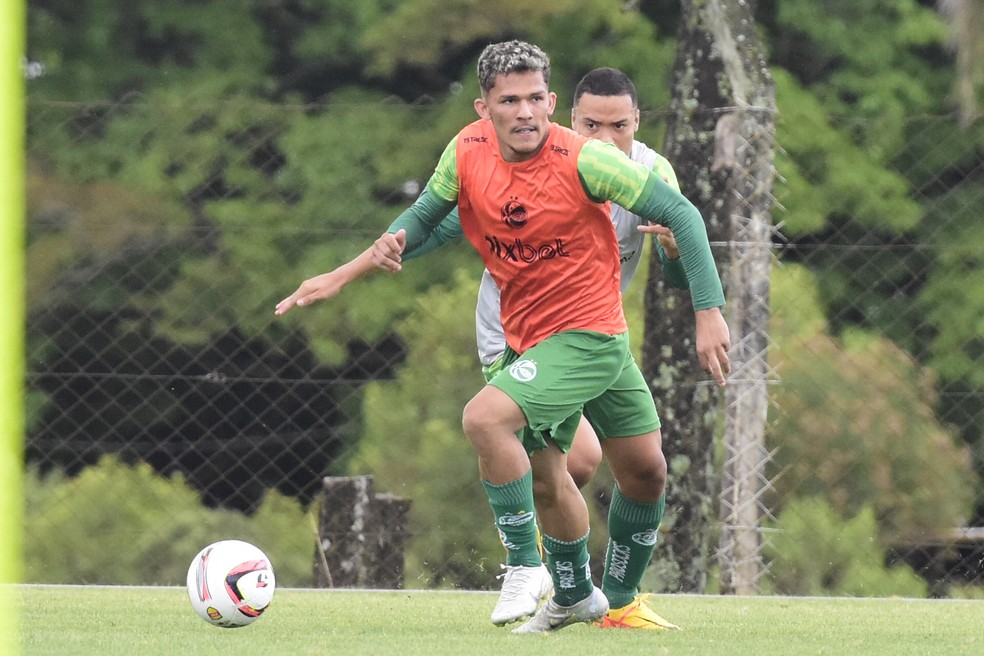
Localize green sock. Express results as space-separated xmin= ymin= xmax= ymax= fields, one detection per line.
xmin=482 ymin=470 xmax=541 ymax=567
xmin=603 ymin=486 xmax=665 ymax=609
xmin=542 ymin=532 xmax=594 ymax=606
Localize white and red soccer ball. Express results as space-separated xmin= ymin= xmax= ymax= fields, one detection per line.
xmin=186 ymin=539 xmax=276 ymax=628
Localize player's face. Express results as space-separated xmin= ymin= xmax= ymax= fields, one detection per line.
xmin=475 ymin=70 xmax=557 ymax=163
xmin=571 ymin=92 xmax=639 ymax=156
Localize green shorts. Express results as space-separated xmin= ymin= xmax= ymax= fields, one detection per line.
xmin=485 ymin=330 xmax=660 ymax=454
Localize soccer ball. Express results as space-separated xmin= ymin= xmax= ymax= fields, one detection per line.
xmin=186 ymin=539 xmax=276 ymax=628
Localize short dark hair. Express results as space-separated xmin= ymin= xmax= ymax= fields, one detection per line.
xmin=573 ymin=67 xmax=638 ymax=107
xmin=476 ymin=40 xmax=551 ymax=93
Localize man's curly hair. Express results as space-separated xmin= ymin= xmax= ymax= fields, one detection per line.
xmin=476 ymin=40 xmax=551 ymax=93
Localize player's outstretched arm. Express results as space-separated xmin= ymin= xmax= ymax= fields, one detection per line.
xmin=275 ymin=227 xmax=414 ymax=315
xmin=276 ymin=145 xmax=458 ymax=316
xmin=274 ymin=246 xmax=379 ymax=316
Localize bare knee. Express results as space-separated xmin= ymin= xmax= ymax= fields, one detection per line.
xmin=605 ymin=432 xmax=668 ymax=502
xmin=623 ymin=453 xmax=666 ymax=500
xmin=567 ymin=457 xmax=599 ymax=489
xmin=461 ymin=387 xmax=524 ymax=441
xmin=461 ymin=395 xmax=490 ymax=439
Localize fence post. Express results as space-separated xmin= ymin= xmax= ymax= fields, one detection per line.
xmin=717 ymin=104 xmax=776 ymax=594
xmin=313 ymin=475 xmax=411 ymax=589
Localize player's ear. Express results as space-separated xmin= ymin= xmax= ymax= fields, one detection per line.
xmin=474 ymin=97 xmax=490 ymax=119
xmin=548 ymin=91 xmax=557 ymax=116
xmin=633 ymin=107 xmax=640 ymax=131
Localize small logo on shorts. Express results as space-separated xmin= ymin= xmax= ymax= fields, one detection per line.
xmin=509 ymin=359 xmax=537 ymax=382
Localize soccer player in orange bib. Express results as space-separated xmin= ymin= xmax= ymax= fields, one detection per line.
xmin=280 ymin=41 xmax=730 ymax=633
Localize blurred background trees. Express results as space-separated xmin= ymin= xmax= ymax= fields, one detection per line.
xmin=24 ymin=0 xmax=984 ymax=594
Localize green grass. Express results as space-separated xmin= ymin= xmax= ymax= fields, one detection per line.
xmin=18 ymin=585 xmax=984 ymax=656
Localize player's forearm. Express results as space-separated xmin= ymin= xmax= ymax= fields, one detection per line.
xmin=387 ymin=184 xmax=458 ymax=253
xmin=403 ymin=202 xmax=464 ymax=261
xmin=275 ymin=246 xmax=378 ymax=315
xmin=334 ymin=247 xmax=378 ymax=284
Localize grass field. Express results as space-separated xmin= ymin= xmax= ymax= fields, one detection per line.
xmin=17 ymin=585 xmax=984 ymax=655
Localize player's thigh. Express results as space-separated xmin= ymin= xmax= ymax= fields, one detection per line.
xmin=462 ymin=383 xmax=527 ymax=435
xmin=484 ymin=352 xmax=584 ymax=455
xmin=583 ymin=351 xmax=660 ymax=440
xmin=601 ymin=431 xmax=665 ymax=477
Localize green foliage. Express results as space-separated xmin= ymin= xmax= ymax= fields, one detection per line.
xmin=24 ymin=0 xmax=984 ymax=590
xmin=767 ymin=3 xmax=981 ymax=428
xmin=28 ymin=85 xmax=475 ymax=360
xmin=25 ymin=170 xmax=190 ymax=311
xmin=768 ymin=265 xmax=977 ymax=543
xmin=919 ymin=209 xmax=984 ymax=384
xmin=914 ymin=118 xmax=984 ymax=390
xmin=289 ymin=1 xmax=388 ymax=62
xmin=772 ymin=69 xmax=923 ymax=236
xmin=767 ymin=1 xmax=984 ymax=516
xmin=349 ymin=269 xmax=503 ymax=589
xmin=914 ymin=150 xmax=984 ymax=481
xmin=775 ymin=0 xmax=948 ymax=152
xmin=24 ymin=456 xmax=314 ymax=586
xmin=28 ymin=1 xmax=276 ymax=100
xmin=763 ymin=496 xmax=929 ymax=597
xmin=362 ymin=0 xmax=582 ymax=77
xmin=362 ymin=0 xmax=675 ymax=109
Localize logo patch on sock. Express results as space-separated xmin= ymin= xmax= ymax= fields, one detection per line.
xmin=498 ymin=512 xmax=536 ymax=527
xmin=632 ymin=529 xmax=659 ymax=546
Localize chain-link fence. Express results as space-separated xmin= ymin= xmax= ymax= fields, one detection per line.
xmin=24 ymin=94 xmax=984 ymax=597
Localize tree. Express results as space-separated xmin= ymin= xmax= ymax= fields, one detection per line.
xmin=764 ymin=0 xmax=984 ymax=522
xmin=643 ymin=0 xmax=776 ymax=594
xmin=25 ymin=0 xmax=984 ymax=592
xmin=768 ymin=265 xmax=977 ymax=545
xmin=28 ymin=0 xmax=276 ymax=99
xmin=938 ymin=0 xmax=984 ymax=127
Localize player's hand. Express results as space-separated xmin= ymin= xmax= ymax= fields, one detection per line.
xmin=274 ymin=270 xmax=349 ymax=315
xmin=638 ymin=223 xmax=680 ymax=260
xmin=695 ymin=307 xmax=731 ymax=386
xmin=371 ymin=229 xmax=407 ymax=272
